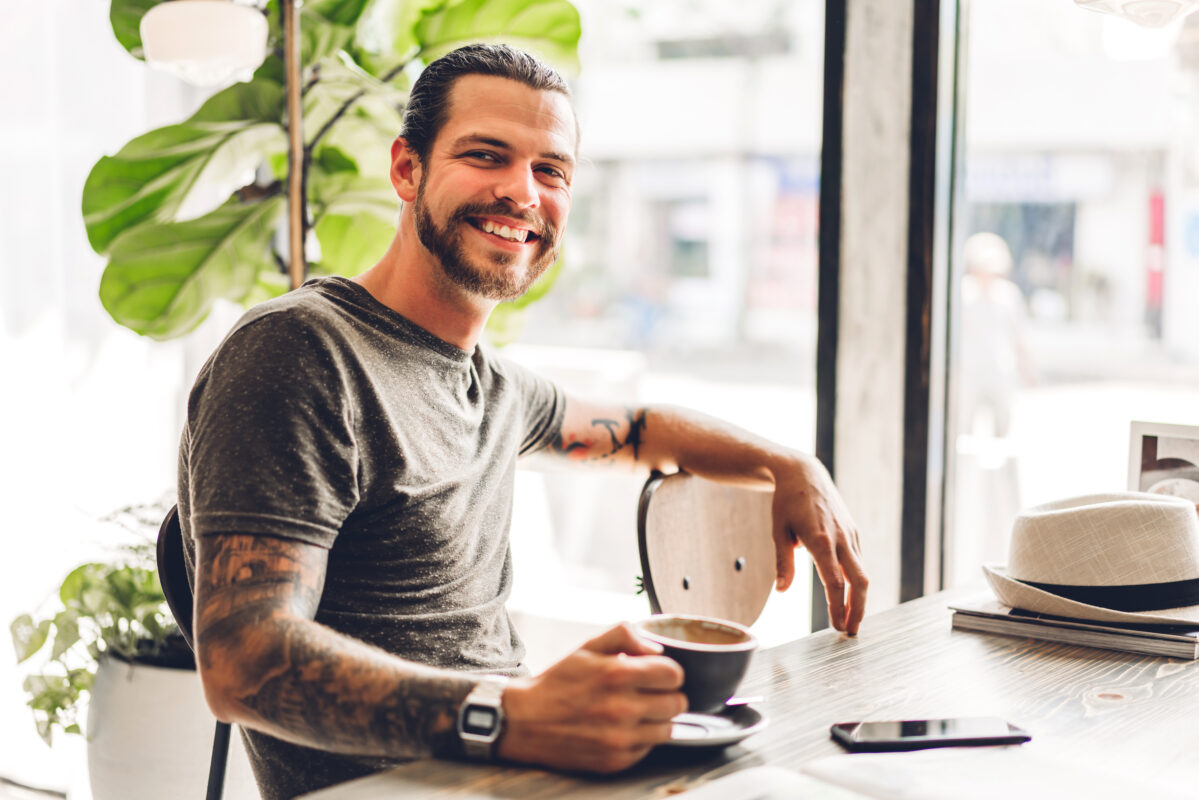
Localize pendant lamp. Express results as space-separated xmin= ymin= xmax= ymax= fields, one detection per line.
xmin=1075 ymin=0 xmax=1199 ymax=28
xmin=140 ymin=0 xmax=269 ymax=87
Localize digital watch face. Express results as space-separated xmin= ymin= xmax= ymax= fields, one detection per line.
xmin=854 ymin=717 xmax=1011 ymax=741
xmin=462 ymin=705 xmax=499 ymax=737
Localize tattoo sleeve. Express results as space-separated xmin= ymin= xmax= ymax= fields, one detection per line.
xmin=550 ymin=406 xmax=648 ymax=465
xmin=195 ymin=534 xmax=475 ymax=759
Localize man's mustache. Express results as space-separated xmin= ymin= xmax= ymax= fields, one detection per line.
xmin=450 ymin=202 xmax=558 ymax=242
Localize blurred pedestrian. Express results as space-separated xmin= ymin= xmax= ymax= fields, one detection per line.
xmin=959 ymin=232 xmax=1031 ymax=439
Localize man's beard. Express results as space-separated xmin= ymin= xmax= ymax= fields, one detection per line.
xmin=413 ymin=175 xmax=560 ymax=301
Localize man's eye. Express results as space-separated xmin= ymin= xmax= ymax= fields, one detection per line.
xmin=466 ymin=151 xmax=499 ymax=162
xmin=538 ymin=166 xmax=567 ymax=181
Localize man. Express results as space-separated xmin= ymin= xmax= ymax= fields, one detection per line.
xmin=179 ymin=44 xmax=867 ymax=800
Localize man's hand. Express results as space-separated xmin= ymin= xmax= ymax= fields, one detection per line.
xmin=498 ymin=624 xmax=685 ymax=773
xmin=771 ymin=454 xmax=868 ymax=636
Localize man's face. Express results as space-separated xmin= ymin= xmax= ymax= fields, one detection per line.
xmin=411 ymin=74 xmax=576 ymax=301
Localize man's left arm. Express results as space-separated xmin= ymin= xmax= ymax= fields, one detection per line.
xmin=537 ymin=397 xmax=868 ymax=635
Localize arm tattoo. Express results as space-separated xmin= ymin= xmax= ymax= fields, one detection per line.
xmin=195 ymin=535 xmax=474 ymax=759
xmin=551 ymin=406 xmax=647 ymax=464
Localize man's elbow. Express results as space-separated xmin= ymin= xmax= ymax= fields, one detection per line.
xmin=193 ymin=625 xmax=287 ymax=724
xmin=195 ymin=653 xmax=247 ymax=723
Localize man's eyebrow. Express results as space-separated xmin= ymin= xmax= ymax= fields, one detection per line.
xmin=450 ymin=134 xmax=575 ymax=167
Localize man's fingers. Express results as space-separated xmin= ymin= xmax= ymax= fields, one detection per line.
xmin=636 ymin=690 xmax=688 ymax=722
xmin=576 ymin=636 xmax=685 ymax=692
xmin=839 ymin=540 xmax=870 ymax=635
xmin=585 ymin=623 xmax=661 ymax=656
xmin=771 ymin=518 xmax=797 ymax=591
xmin=806 ymin=533 xmax=847 ymax=631
xmin=634 ymin=721 xmax=676 ymax=747
xmin=623 ymin=656 xmax=686 ymax=691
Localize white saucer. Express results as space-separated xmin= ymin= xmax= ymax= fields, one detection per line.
xmin=667 ymin=704 xmax=767 ymax=747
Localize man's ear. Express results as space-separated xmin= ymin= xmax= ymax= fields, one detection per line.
xmin=390 ymin=137 xmax=420 ymax=203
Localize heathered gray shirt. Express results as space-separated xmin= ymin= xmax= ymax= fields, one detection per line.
xmin=177 ymin=276 xmax=565 ymax=799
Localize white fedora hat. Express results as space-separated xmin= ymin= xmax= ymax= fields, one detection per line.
xmin=982 ymin=492 xmax=1199 ymax=626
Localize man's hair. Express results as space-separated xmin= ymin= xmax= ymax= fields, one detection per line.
xmin=402 ymin=43 xmax=573 ymax=163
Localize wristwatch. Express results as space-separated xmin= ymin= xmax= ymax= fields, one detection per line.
xmin=457 ymin=675 xmax=509 ymax=760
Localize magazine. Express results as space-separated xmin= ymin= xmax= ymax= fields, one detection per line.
xmin=949 ymin=595 xmax=1199 ymax=659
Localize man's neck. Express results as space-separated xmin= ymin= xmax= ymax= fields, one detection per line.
xmin=354 ymin=219 xmax=494 ymax=351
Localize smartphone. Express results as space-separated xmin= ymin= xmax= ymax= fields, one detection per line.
xmin=830 ymin=716 xmax=1031 ymax=752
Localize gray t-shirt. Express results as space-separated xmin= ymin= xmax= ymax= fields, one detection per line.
xmin=177 ymin=277 xmax=565 ymax=799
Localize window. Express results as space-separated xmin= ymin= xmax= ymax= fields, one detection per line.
xmin=945 ymin=0 xmax=1199 ymax=587
xmin=507 ymin=0 xmax=825 ymax=651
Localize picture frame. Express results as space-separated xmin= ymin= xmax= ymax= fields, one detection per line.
xmin=1128 ymin=421 xmax=1199 ymax=503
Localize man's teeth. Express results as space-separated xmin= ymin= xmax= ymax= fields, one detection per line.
xmin=480 ymin=219 xmax=529 ymax=243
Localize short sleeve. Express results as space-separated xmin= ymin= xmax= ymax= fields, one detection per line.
xmin=491 ymin=354 xmax=565 ymax=456
xmin=183 ymin=311 xmax=360 ymax=548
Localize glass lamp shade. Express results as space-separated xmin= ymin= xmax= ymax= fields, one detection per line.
xmin=140 ymin=0 xmax=269 ymax=86
xmin=1075 ymin=0 xmax=1199 ymax=28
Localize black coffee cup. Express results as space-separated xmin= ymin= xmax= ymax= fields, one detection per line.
xmin=634 ymin=614 xmax=758 ymax=714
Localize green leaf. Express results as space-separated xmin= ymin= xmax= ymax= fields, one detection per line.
xmin=483 ymin=302 xmax=528 ymax=347
xmin=34 ymin=715 xmax=53 ymax=746
xmin=507 ymin=249 xmax=563 ymax=310
xmin=109 ymin=0 xmax=161 ymax=59
xmin=317 ymin=109 xmax=403 ymax=177
xmin=10 ymin=615 xmax=51 ymax=664
xmin=50 ymin=611 xmax=81 ymax=661
xmin=306 ymin=0 xmax=373 ymax=27
xmin=301 ymin=17 xmax=357 ymax=65
xmin=317 ymin=146 xmax=359 ymax=175
xmin=67 ymin=668 xmax=95 ymax=692
xmin=59 ymin=563 xmax=103 ymax=606
xmin=24 ymin=674 xmax=71 ymax=702
xmin=255 ymin=53 xmax=288 ymax=87
xmin=243 ymin=269 xmax=292 ymax=307
xmin=359 ymin=0 xmax=447 ymax=65
xmin=310 ymin=171 xmax=397 ymax=222
xmin=308 ymin=155 xmax=397 ymax=276
xmin=314 ymin=213 xmax=395 ymax=277
xmin=484 ymin=254 xmax=563 ymax=346
xmin=301 ymin=57 xmax=407 ymax=148
xmin=99 ymin=195 xmax=286 ymax=340
xmin=414 ymin=0 xmax=582 ymax=71
xmin=83 ymin=80 xmax=286 ymax=254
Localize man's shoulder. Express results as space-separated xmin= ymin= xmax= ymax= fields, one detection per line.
xmin=224 ymin=278 xmax=364 ymax=348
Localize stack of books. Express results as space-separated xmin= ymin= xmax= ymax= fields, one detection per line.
xmin=949 ymin=596 xmax=1199 ymax=659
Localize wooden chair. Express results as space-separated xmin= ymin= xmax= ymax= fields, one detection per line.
xmin=157 ymin=505 xmax=232 ymax=800
xmin=637 ymin=471 xmax=776 ymax=627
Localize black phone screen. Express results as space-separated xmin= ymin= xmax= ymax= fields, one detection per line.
xmin=830 ymin=716 xmax=1030 ymax=752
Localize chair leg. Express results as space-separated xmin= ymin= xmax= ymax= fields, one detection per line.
xmin=206 ymin=721 xmax=232 ymax=800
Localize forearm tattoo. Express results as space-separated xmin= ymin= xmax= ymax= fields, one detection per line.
xmin=552 ymin=407 xmax=647 ymax=463
xmin=195 ymin=535 xmax=474 ymax=759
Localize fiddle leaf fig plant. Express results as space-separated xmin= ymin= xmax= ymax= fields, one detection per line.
xmin=87 ymin=0 xmax=581 ymax=341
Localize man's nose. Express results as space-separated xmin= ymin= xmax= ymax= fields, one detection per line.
xmin=494 ymin=164 xmax=540 ymax=210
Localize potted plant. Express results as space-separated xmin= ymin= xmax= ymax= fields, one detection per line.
xmin=9 ymin=504 xmax=257 ymax=800
xmin=86 ymin=0 xmax=581 ymax=345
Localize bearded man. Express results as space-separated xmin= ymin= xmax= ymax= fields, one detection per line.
xmin=178 ymin=43 xmax=868 ymax=800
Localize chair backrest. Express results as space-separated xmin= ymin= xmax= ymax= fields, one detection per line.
xmin=157 ymin=504 xmax=195 ymax=651
xmin=637 ymin=471 xmax=775 ymax=627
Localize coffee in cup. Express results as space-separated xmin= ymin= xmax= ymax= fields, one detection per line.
xmin=634 ymin=614 xmax=758 ymax=714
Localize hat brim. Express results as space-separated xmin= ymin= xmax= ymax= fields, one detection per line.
xmin=982 ymin=564 xmax=1199 ymax=627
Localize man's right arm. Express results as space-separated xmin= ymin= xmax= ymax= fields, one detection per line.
xmin=194 ymin=533 xmax=686 ymax=770
xmin=194 ymin=532 xmax=475 ymax=759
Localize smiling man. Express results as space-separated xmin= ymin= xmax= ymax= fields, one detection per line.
xmin=178 ymin=44 xmax=867 ymax=800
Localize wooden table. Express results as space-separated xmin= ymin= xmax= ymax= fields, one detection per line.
xmin=305 ymin=589 xmax=1199 ymax=798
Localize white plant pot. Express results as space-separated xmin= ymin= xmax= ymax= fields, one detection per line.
xmin=86 ymin=656 xmax=258 ymax=800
